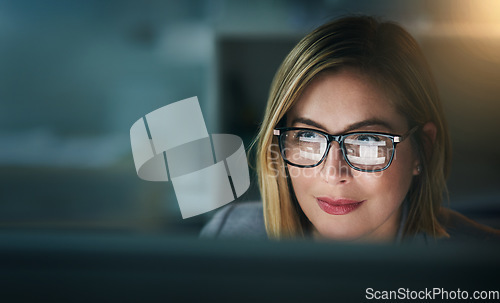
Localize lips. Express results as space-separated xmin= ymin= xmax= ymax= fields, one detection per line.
xmin=316 ymin=197 xmax=365 ymax=215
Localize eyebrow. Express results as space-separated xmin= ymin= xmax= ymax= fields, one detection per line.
xmin=290 ymin=117 xmax=395 ymax=134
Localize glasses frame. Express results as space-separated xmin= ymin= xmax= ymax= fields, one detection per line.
xmin=273 ymin=125 xmax=419 ymax=172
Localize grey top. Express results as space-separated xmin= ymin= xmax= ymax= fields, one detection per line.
xmin=199 ymin=202 xmax=267 ymax=239
xmin=200 ymin=201 xmax=500 ymax=244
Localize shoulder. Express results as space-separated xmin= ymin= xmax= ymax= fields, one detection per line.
xmin=199 ymin=201 xmax=267 ymax=239
xmin=437 ymin=207 xmax=500 ymax=242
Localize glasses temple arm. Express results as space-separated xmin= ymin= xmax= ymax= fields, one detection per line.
xmin=397 ymin=125 xmax=419 ymax=142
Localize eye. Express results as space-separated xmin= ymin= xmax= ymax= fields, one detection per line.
xmin=355 ymin=134 xmax=381 ymax=142
xmin=344 ymin=134 xmax=386 ymax=149
xmin=296 ymin=130 xmax=321 ymax=140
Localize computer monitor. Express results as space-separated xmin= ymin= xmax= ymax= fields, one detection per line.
xmin=1 ymin=230 xmax=498 ymax=302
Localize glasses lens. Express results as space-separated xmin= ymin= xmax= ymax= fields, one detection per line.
xmin=281 ymin=129 xmax=328 ymax=166
xmin=344 ymin=134 xmax=394 ymax=171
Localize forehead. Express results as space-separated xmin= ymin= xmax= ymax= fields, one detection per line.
xmin=288 ymin=69 xmax=407 ymax=132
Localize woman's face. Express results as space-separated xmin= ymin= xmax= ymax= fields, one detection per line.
xmin=286 ymin=68 xmax=419 ymax=242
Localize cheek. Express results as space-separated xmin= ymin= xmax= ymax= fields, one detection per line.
xmin=358 ymin=147 xmax=416 ymax=199
xmin=287 ymin=166 xmax=316 ymax=197
xmin=356 ymin=168 xmax=411 ymax=199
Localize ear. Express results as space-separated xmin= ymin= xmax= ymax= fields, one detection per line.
xmin=422 ymin=121 xmax=437 ymax=145
xmin=413 ymin=122 xmax=437 ymax=175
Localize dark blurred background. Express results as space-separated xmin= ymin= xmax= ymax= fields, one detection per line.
xmin=1 ymin=0 xmax=499 ymax=235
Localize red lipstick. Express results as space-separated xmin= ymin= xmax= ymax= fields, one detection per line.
xmin=316 ymin=197 xmax=364 ymax=215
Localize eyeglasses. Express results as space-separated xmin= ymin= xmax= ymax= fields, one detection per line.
xmin=273 ymin=126 xmax=418 ymax=172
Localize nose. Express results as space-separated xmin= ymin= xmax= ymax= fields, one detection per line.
xmin=320 ymin=142 xmax=352 ymax=184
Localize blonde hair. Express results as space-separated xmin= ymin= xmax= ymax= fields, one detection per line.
xmin=256 ymin=15 xmax=451 ymax=239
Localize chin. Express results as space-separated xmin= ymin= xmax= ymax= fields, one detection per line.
xmin=314 ymin=222 xmax=367 ymax=242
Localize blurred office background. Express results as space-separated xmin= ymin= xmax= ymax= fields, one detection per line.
xmin=0 ymin=0 xmax=499 ymax=235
